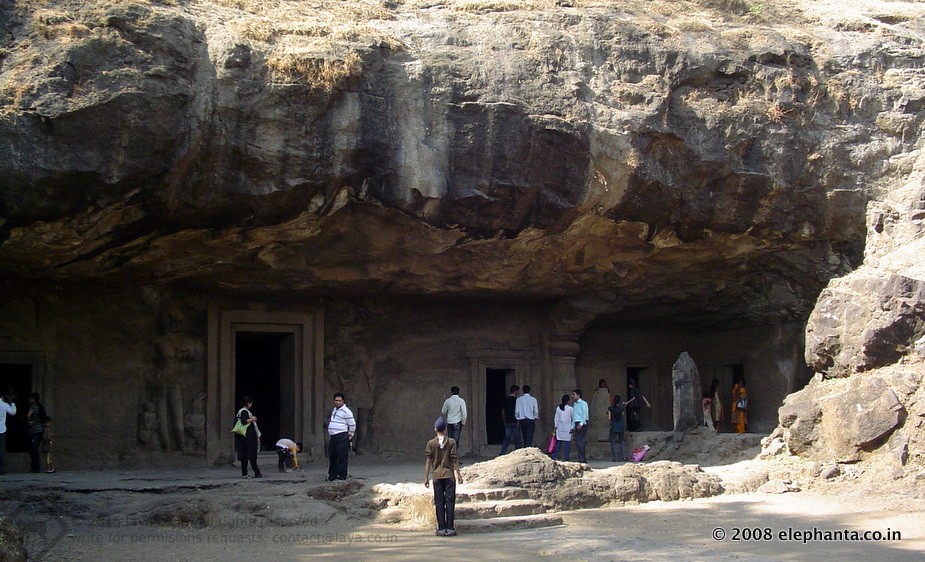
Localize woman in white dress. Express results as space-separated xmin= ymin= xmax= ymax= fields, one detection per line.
xmin=553 ymin=395 xmax=574 ymax=461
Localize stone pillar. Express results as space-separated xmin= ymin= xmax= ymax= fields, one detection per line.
xmin=548 ymin=338 xmax=579 ymax=405
xmin=672 ymin=352 xmax=703 ymax=432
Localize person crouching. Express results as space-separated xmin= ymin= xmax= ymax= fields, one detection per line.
xmin=276 ymin=438 xmax=302 ymax=472
xmin=424 ymin=416 xmax=464 ymax=537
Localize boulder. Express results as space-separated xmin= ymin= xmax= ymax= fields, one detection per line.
xmin=778 ymin=375 xmax=904 ymax=462
xmin=806 ymin=274 xmax=925 ymax=376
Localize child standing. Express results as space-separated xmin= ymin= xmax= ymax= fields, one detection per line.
xmin=41 ymin=417 xmax=55 ymax=473
xmin=702 ymin=392 xmax=715 ymax=431
xmin=424 ymin=417 xmax=463 ymax=537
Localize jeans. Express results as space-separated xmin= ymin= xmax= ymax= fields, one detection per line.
xmin=574 ymin=423 xmax=588 ymax=462
xmin=499 ymin=422 xmax=522 ymax=454
xmin=609 ymin=430 xmax=626 ymax=461
xmin=519 ymin=419 xmax=536 ymax=448
xmin=29 ymin=431 xmax=43 ymax=473
xmin=328 ymin=432 xmax=350 ymax=480
xmin=554 ymin=439 xmax=571 ymax=461
xmin=448 ymin=423 xmax=462 ymax=445
xmin=433 ymin=478 xmax=457 ymax=531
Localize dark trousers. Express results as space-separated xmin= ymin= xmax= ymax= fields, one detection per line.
xmin=433 ymin=478 xmax=457 ymax=531
xmin=610 ymin=430 xmax=626 ymax=461
xmin=519 ymin=419 xmax=536 ymax=448
xmin=29 ymin=431 xmax=42 ymax=473
xmin=0 ymin=433 xmax=6 ymax=475
xmin=499 ymin=422 xmax=522 ymax=454
xmin=237 ymin=434 xmax=261 ymax=477
xmin=574 ymin=423 xmax=588 ymax=462
xmin=277 ymin=447 xmax=293 ymax=471
xmin=448 ymin=423 xmax=462 ymax=445
xmin=242 ymin=456 xmax=261 ymax=477
xmin=628 ymin=408 xmax=642 ymax=432
xmin=328 ymin=432 xmax=349 ymax=480
xmin=554 ymin=439 xmax=571 ymax=461
xmin=240 ymin=442 xmax=261 ymax=478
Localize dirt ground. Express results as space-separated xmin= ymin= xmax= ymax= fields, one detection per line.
xmin=2 ymin=450 xmax=924 ymax=561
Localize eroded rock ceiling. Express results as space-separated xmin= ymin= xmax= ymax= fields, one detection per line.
xmin=1 ymin=0 xmax=924 ymax=329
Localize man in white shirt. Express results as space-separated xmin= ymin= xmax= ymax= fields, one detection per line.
xmin=441 ymin=386 xmax=467 ymax=446
xmin=327 ymin=392 xmax=355 ymax=481
xmin=515 ymin=384 xmax=539 ymax=448
xmin=0 ymin=391 xmax=17 ymax=475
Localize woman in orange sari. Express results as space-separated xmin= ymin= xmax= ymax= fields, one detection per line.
xmin=731 ymin=384 xmax=748 ymax=433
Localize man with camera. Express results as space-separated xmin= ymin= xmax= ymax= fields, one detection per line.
xmin=0 ymin=391 xmax=18 ymax=475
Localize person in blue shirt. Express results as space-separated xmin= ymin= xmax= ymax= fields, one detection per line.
xmin=571 ymin=389 xmax=589 ymax=463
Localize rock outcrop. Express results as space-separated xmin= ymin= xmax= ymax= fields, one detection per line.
xmin=3 ymin=1 xmax=925 ymax=468
xmin=2 ymin=0 xmax=923 ymax=329
xmin=771 ymin=132 xmax=925 ymax=477
xmin=370 ymin=449 xmax=724 ymax=528
xmin=459 ymin=448 xmax=723 ymax=510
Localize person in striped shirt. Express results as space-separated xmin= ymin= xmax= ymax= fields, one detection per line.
xmin=327 ymin=392 xmax=355 ymax=481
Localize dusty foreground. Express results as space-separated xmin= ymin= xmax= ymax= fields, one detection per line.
xmin=2 ymin=454 xmax=924 ymax=561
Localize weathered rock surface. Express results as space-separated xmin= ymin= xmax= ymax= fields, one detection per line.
xmin=672 ymin=351 xmax=703 ymax=432
xmin=779 ymin=45 xmax=925 ymax=477
xmin=0 ymin=516 xmax=27 ymax=562
xmin=2 ymin=0 xmax=923 ymax=329
xmin=461 ymin=448 xmax=723 ymax=509
xmin=376 ymin=448 xmax=723 ymax=527
xmin=764 ymin=363 xmax=925 ymax=476
xmin=3 ymin=0 xmax=925 ymax=479
xmin=640 ymin=427 xmax=763 ymax=464
xmin=776 ymin=374 xmax=905 ymax=462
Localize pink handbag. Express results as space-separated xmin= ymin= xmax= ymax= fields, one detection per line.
xmin=546 ymin=434 xmax=557 ymax=455
xmin=630 ymin=445 xmax=650 ymax=462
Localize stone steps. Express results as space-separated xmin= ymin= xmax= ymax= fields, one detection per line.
xmin=455 ymin=513 xmax=564 ymax=534
xmin=450 ymin=485 xmax=562 ymax=534
xmin=455 ymin=498 xmax=546 ymax=519
xmin=456 ymin=487 xmax=531 ymax=501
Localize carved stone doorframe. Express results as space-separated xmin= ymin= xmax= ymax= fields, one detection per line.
xmin=206 ymin=307 xmax=323 ymax=463
xmin=0 ymin=351 xmax=46 ymax=398
xmin=467 ymin=347 xmax=533 ymax=457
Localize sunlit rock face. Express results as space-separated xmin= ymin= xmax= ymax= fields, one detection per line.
xmin=2 ymin=0 xmax=925 ymax=467
xmin=5 ymin=0 xmax=922 ymax=332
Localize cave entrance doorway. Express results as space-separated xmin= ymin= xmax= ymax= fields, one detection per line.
xmin=0 ymin=363 xmax=31 ymax=453
xmin=0 ymin=352 xmax=47 ymax=459
xmin=234 ymin=332 xmax=294 ymax=452
xmin=717 ymin=363 xmax=746 ymax=394
xmin=627 ymin=365 xmax=659 ymax=430
xmin=207 ymin=308 xmax=323 ymax=464
xmin=485 ymin=368 xmax=515 ymax=445
xmin=468 ymin=348 xmax=531 ymax=456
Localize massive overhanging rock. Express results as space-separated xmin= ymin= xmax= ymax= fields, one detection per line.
xmin=3 ymin=0 xmax=920 ymax=329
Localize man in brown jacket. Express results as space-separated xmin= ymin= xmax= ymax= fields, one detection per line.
xmin=424 ymin=416 xmax=464 ymax=536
